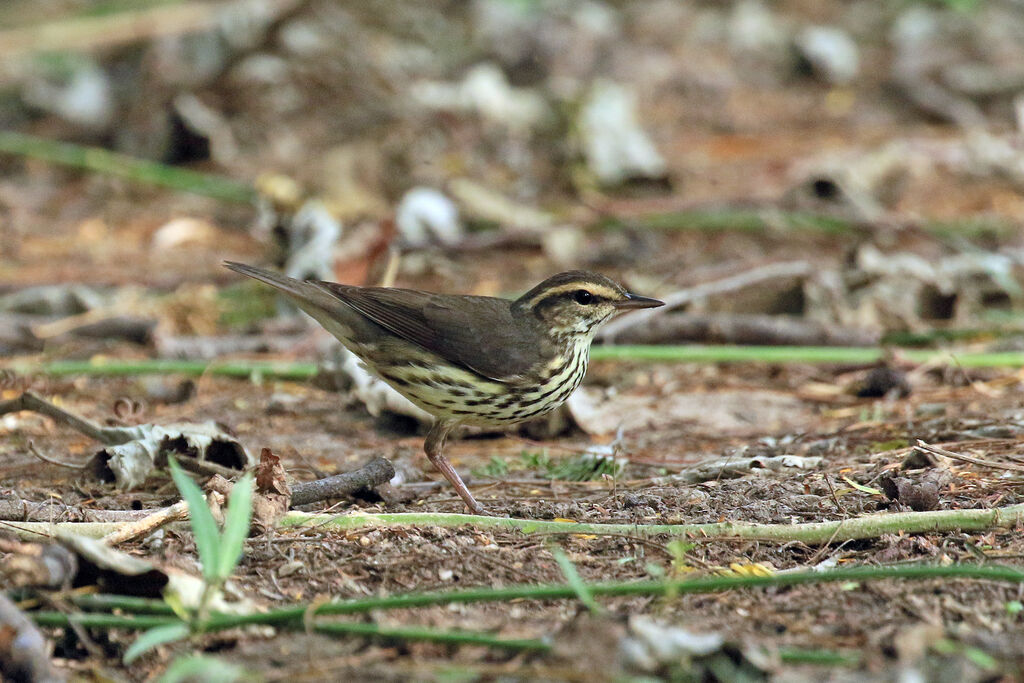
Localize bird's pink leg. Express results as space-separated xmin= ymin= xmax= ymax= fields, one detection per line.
xmin=425 ymin=420 xmax=484 ymax=514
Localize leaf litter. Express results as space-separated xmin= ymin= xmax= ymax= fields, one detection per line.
xmin=3 ymin=0 xmax=1024 ymax=680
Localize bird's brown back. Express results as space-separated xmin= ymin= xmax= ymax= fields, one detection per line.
xmin=317 ymin=282 xmax=554 ymax=381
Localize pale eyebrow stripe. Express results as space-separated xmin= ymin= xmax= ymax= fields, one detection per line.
xmin=524 ymin=283 xmax=621 ymax=307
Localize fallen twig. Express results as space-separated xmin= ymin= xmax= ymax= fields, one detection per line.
xmin=915 ymin=440 xmax=1024 ymax=474
xmin=0 ymin=499 xmax=168 ymax=524
xmin=290 ymin=457 xmax=396 ymax=506
xmin=1 ymin=391 xmax=251 ymax=488
xmin=0 ymin=2 xmax=227 ymax=60
xmin=598 ymin=261 xmax=813 ymax=341
xmin=0 ymin=522 xmax=121 ymax=540
xmin=101 ymin=501 xmax=190 ymax=546
xmin=28 ymin=441 xmax=86 ymax=469
xmin=283 ymin=502 xmax=1024 ymax=544
xmin=607 ymin=312 xmax=879 ymax=347
xmin=0 ymin=391 xmax=135 ymax=445
xmin=5 ymin=501 xmax=1024 ymax=544
xmin=644 ymin=455 xmax=822 ymax=485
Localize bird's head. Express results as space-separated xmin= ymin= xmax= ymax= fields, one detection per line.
xmin=515 ymin=271 xmax=663 ymax=339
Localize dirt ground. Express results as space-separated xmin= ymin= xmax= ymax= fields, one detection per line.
xmin=3 ymin=0 xmax=1024 ymax=681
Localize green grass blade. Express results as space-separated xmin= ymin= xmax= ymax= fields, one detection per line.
xmin=123 ymin=622 xmax=190 ymax=664
xmin=216 ymin=471 xmax=253 ymax=580
xmin=550 ymin=546 xmax=602 ymax=614
xmin=168 ymin=457 xmax=221 ymax=583
xmin=0 ymin=130 xmax=255 ymax=203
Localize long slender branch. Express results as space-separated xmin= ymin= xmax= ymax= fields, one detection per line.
xmin=8 ymin=503 xmax=1024 ymax=543
xmin=281 ymin=503 xmax=1024 ymax=544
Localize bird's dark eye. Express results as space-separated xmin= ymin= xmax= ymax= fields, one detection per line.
xmin=573 ymin=289 xmax=593 ymax=305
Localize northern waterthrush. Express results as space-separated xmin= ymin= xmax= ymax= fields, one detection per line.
xmin=224 ymin=262 xmax=663 ymax=513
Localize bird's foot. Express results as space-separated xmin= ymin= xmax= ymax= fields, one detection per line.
xmin=464 ymin=500 xmax=488 ymax=516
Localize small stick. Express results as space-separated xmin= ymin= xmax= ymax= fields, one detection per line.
xmin=598 ymin=260 xmax=813 ymax=341
xmin=823 ymin=473 xmax=843 ymax=514
xmin=172 ymin=456 xmax=247 ymax=481
xmin=102 ymin=501 xmax=190 ymax=546
xmin=0 ymin=499 xmax=170 ymax=524
xmin=606 ymin=311 xmax=878 ymax=347
xmin=290 ymin=457 xmax=395 ymax=507
xmin=916 ymin=440 xmax=1024 ymax=474
xmin=0 ymin=391 xmax=136 ymax=445
xmin=27 ymin=441 xmax=85 ymax=469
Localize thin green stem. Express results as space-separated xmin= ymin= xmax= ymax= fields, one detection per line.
xmin=10 ymin=347 xmax=1024 ymax=380
xmin=58 ymin=565 xmax=1015 ymax=632
xmin=777 ymin=647 xmax=861 ymax=666
xmin=593 ymin=208 xmax=1014 ymax=239
xmin=69 ymin=563 xmax=1024 ymax=623
xmin=0 ymin=131 xmax=255 ymax=203
xmin=590 ymin=345 xmax=1024 ymax=367
xmin=5 ymin=359 xmax=319 ymax=380
xmin=593 ymin=208 xmax=857 ymax=235
xmin=56 ymin=566 xmax=1024 ymax=629
xmin=48 ymin=564 xmax=1022 ymax=657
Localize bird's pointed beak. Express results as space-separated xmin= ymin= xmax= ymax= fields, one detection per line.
xmin=613 ymin=293 xmax=665 ymax=310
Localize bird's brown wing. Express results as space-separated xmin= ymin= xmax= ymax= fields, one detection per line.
xmin=317 ymin=283 xmax=547 ymax=380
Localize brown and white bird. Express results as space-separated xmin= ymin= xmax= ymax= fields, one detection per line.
xmin=224 ymin=262 xmax=663 ymax=513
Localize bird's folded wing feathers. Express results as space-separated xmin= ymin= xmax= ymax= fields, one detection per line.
xmin=317 ymin=283 xmax=544 ymax=381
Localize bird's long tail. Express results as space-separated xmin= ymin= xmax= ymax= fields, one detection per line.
xmin=223 ymin=261 xmax=349 ymax=321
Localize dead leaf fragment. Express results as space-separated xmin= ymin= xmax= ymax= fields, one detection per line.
xmin=880 ymin=476 xmax=940 ymax=511
xmin=87 ymin=421 xmax=252 ymax=490
xmin=253 ymin=447 xmax=291 ymax=532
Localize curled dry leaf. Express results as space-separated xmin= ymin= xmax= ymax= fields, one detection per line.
xmin=87 ymin=422 xmax=253 ymax=490
xmin=253 ymin=448 xmax=291 ymax=533
xmin=202 ymin=449 xmax=292 ymax=533
xmin=255 ymin=448 xmax=290 ymax=496
xmin=880 ymin=476 xmax=940 ymax=511
xmin=854 ymin=365 xmax=912 ymax=398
